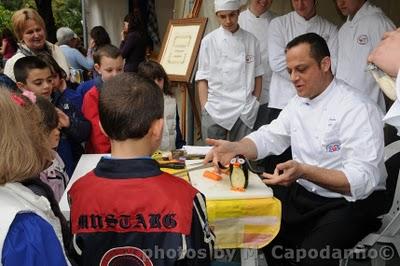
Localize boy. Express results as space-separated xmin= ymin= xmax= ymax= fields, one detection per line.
xmin=81 ymin=44 xmax=124 ymax=153
xmin=69 ymin=73 xmax=214 ymax=265
xmin=196 ymin=0 xmax=263 ymax=142
xmin=14 ymin=56 xmax=53 ymax=98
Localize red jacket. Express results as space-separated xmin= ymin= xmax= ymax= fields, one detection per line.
xmin=81 ymin=86 xmax=110 ymax=153
xmin=69 ymin=158 xmax=214 ymax=265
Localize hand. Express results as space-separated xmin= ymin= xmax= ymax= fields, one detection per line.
xmin=261 ymin=160 xmax=304 ymax=186
xmin=368 ymin=28 xmax=400 ymax=77
xmin=204 ymin=138 xmax=238 ymax=171
xmin=56 ymin=108 xmax=70 ymax=128
xmin=58 ymin=79 xmax=67 ymax=93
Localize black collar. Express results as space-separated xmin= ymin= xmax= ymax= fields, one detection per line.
xmin=94 ymin=157 xmax=162 ymax=179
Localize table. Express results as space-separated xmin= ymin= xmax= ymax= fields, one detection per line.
xmin=59 ymin=154 xmax=281 ymax=265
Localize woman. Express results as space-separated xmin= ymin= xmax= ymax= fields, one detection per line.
xmin=0 ymin=28 xmax=18 ymax=68
xmin=4 ymin=8 xmax=69 ymax=82
xmin=119 ymin=11 xmax=148 ymax=72
xmin=0 ymin=89 xmax=70 ymax=265
xmin=87 ymin=26 xmax=111 ymax=59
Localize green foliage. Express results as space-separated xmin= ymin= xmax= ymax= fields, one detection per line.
xmin=53 ymin=0 xmax=82 ymax=36
xmin=0 ymin=5 xmax=13 ymax=31
xmin=0 ymin=0 xmax=82 ymax=36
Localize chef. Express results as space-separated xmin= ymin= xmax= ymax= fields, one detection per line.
xmin=205 ymin=33 xmax=387 ymax=265
xmin=196 ymin=0 xmax=264 ymax=141
xmin=335 ymin=0 xmax=395 ymax=112
xmin=238 ymin=0 xmax=276 ymax=129
xmin=267 ymin=0 xmax=338 ymax=119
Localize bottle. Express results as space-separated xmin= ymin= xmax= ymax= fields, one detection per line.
xmin=367 ymin=63 xmax=397 ymax=100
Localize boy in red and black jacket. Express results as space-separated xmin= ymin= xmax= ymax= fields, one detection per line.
xmin=69 ymin=73 xmax=214 ymax=265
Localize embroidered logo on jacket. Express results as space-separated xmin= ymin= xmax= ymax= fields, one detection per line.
xmin=77 ymin=213 xmax=177 ymax=232
xmin=246 ymin=55 xmax=254 ymax=63
xmin=100 ymin=246 xmax=153 ymax=266
xmin=326 ymin=143 xmax=341 ymax=152
xmin=357 ymin=34 xmax=369 ymax=45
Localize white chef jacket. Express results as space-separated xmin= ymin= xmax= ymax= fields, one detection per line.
xmin=268 ymin=12 xmax=338 ymax=110
xmin=239 ymin=9 xmax=277 ymax=105
xmin=246 ymin=78 xmax=387 ymax=201
xmin=336 ymin=1 xmax=395 ymax=112
xmin=196 ymin=26 xmax=264 ymax=130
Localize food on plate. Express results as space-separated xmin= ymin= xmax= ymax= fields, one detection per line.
xmin=203 ymin=170 xmax=222 ymax=181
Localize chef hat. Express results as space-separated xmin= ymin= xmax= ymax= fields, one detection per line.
xmin=215 ymin=0 xmax=240 ymax=13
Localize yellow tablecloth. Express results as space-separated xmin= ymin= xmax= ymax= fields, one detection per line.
xmin=162 ymin=167 xmax=281 ymax=249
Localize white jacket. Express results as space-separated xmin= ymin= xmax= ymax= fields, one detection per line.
xmin=160 ymin=95 xmax=177 ymax=151
xmin=268 ymin=11 xmax=338 ymax=110
xmin=247 ymin=79 xmax=386 ymax=201
xmin=4 ymin=41 xmax=70 ymax=82
xmin=239 ymin=9 xmax=277 ymax=105
xmin=336 ymin=1 xmax=395 ymax=111
xmin=196 ymin=26 xmax=264 ymax=130
xmin=0 ymin=182 xmax=68 ymax=264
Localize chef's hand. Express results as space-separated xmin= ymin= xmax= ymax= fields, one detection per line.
xmin=261 ymin=160 xmax=304 ymax=186
xmin=368 ymin=28 xmax=400 ymax=77
xmin=204 ymin=138 xmax=238 ymax=172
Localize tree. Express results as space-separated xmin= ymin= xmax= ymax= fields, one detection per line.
xmin=34 ymin=0 xmax=57 ymax=43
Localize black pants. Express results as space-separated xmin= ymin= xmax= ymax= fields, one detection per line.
xmin=263 ymin=184 xmax=385 ymax=266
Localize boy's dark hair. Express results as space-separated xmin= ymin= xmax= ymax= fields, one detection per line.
xmin=138 ymin=60 xmax=173 ymax=96
xmin=14 ymin=56 xmax=49 ymax=83
xmin=93 ymin=44 xmax=122 ymax=65
xmin=35 ymin=96 xmax=59 ymax=133
xmin=285 ymin=32 xmax=331 ymax=64
xmin=37 ymin=52 xmax=67 ymax=79
xmin=99 ymin=73 xmax=163 ymax=141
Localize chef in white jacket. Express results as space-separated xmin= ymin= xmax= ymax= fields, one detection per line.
xmin=238 ymin=0 xmax=276 ymax=129
xmin=196 ymin=0 xmax=264 ymax=141
xmin=268 ymin=0 xmax=338 ymax=118
xmin=335 ymin=0 xmax=395 ymax=112
xmin=205 ymin=33 xmax=386 ymax=265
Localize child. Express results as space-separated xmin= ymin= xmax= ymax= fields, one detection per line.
xmin=138 ymin=60 xmax=186 ymax=150
xmin=36 ymin=96 xmax=70 ymax=202
xmin=69 ymin=73 xmax=214 ymax=265
xmin=14 ymin=56 xmax=53 ymax=98
xmin=39 ymin=52 xmax=91 ymax=175
xmin=0 ymin=89 xmax=69 ymax=265
xmin=81 ymin=44 xmax=124 ymax=153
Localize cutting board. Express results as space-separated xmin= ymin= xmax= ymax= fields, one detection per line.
xmin=186 ymin=160 xmax=273 ymax=200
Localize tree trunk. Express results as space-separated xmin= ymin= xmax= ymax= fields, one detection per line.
xmin=35 ymin=0 xmax=57 ymax=44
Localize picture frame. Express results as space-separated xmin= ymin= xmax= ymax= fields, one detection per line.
xmin=158 ymin=17 xmax=208 ymax=82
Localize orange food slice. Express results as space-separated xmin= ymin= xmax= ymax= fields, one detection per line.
xmin=203 ymin=170 xmax=222 ymax=181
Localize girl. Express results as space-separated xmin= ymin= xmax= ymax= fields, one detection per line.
xmin=138 ymin=60 xmax=185 ymax=151
xmin=36 ymin=96 xmax=70 ymax=202
xmin=0 ymin=89 xmax=69 ymax=265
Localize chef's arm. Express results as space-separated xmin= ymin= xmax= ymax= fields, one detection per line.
xmin=301 ymin=165 xmax=351 ymax=195
xmin=252 ymin=76 xmax=262 ymax=100
xmin=197 ymin=80 xmax=208 ymax=110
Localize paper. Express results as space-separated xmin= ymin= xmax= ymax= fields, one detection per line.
xmin=182 ymin=145 xmax=212 ymax=155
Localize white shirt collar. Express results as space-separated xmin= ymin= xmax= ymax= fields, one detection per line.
xmin=247 ymin=8 xmax=270 ymax=19
xmin=300 ymin=78 xmax=336 ymax=106
xmin=347 ymin=0 xmax=369 ymax=23
xmin=293 ymin=11 xmax=318 ymax=25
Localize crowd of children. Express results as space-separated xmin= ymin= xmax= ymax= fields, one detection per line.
xmin=0 ymin=6 xmax=205 ymax=264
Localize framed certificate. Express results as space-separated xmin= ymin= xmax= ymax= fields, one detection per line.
xmin=158 ymin=17 xmax=207 ymax=82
